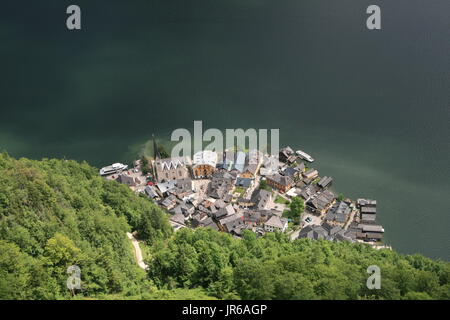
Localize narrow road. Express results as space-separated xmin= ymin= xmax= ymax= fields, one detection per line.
xmin=126 ymin=232 xmax=148 ymax=270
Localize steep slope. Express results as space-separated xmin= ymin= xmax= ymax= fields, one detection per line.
xmin=0 ymin=153 xmax=171 ymax=299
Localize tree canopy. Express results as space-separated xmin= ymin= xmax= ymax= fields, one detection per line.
xmin=147 ymin=228 xmax=450 ymax=300
xmin=0 ymin=153 xmax=171 ymax=299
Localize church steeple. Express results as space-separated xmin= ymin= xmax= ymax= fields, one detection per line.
xmin=152 ymin=134 xmax=161 ymax=160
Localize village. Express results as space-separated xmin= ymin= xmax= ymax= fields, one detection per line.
xmin=100 ymin=139 xmax=387 ymax=248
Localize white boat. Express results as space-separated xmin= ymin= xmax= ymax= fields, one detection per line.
xmin=295 ymin=150 xmax=314 ymax=162
xmin=99 ymin=163 xmax=128 ymax=176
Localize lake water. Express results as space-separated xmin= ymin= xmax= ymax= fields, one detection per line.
xmin=0 ymin=1 xmax=448 ymax=260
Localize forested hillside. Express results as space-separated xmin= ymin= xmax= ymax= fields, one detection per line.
xmin=0 ymin=153 xmax=448 ymax=300
xmin=148 ymin=228 xmax=450 ymax=299
xmin=0 ymin=153 xmax=173 ymax=299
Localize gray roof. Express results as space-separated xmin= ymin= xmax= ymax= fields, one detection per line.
xmin=307 ymin=190 xmax=335 ymax=211
xmin=317 ymin=176 xmax=333 ymax=188
xmin=170 ymin=212 xmax=185 ymax=225
xmin=156 ymin=180 xmax=177 ymax=194
xmin=359 ymin=224 xmax=384 ymax=233
xmin=361 ymin=213 xmax=377 ymax=221
xmin=175 ymin=178 xmax=193 ymax=193
xmin=303 ymin=168 xmax=319 ymax=179
xmin=267 ymin=173 xmax=293 ymax=187
xmin=116 ymin=174 xmax=135 ymax=186
xmin=322 ymin=223 xmax=343 ymax=235
xmin=357 ymin=198 xmax=377 ymax=207
xmin=144 ymin=186 xmax=159 ymax=198
xmin=324 ymin=201 xmax=350 ymax=223
xmin=235 ymin=177 xmax=253 ymax=188
xmin=298 ymin=225 xmax=329 ymax=240
xmin=251 ymin=189 xmax=272 ymax=210
xmin=282 ymin=167 xmax=299 ymax=178
xmin=207 ymin=171 xmax=237 ymax=199
xmin=361 ymin=206 xmax=377 ymax=214
xmin=265 ymin=216 xmax=288 ymax=229
xmin=298 ymin=224 xmax=355 ymax=242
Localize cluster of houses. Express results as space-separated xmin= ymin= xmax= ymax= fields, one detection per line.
xmin=136 ymin=147 xmax=290 ymax=236
xmin=106 ymin=141 xmax=385 ymax=246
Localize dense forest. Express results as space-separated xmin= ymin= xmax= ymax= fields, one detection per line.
xmin=0 ymin=153 xmax=173 ymax=299
xmin=0 ymin=153 xmax=448 ymax=300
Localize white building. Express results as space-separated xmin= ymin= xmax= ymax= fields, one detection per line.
xmin=264 ymin=215 xmax=288 ymax=233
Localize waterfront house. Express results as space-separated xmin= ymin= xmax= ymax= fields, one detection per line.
xmin=299 ymin=184 xmax=319 ymax=201
xmin=358 ymin=198 xmax=378 ymax=222
xmin=306 ymin=190 xmax=336 ymax=214
xmin=356 ymin=223 xmax=384 ymax=241
xmin=317 ymin=176 xmax=333 ymax=189
xmin=279 ymin=146 xmax=296 ymax=163
xmin=361 ymin=206 xmax=377 ymax=221
xmin=324 ymin=201 xmax=351 ymax=225
xmin=303 ymin=168 xmax=319 ymax=180
xmin=357 ymin=198 xmax=377 ymax=208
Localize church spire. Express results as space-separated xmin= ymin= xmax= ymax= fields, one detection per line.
xmin=152 ymin=134 xmax=161 ymax=160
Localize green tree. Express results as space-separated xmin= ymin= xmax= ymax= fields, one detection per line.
xmin=259 ymin=180 xmax=270 ymax=191
xmin=288 ymin=196 xmax=305 ymax=222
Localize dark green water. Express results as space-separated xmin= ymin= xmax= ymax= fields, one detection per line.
xmin=1 ymin=1 xmax=449 ymax=260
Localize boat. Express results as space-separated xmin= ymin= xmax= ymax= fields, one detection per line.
xmin=295 ymin=150 xmax=314 ymax=163
xmin=99 ymin=163 xmax=128 ymax=176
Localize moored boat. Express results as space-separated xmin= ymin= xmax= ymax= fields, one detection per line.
xmin=100 ymin=163 xmax=128 ymax=176
xmin=295 ymin=150 xmax=314 ymax=162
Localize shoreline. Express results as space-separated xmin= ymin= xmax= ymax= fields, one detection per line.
xmin=101 ymin=145 xmax=387 ymax=250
